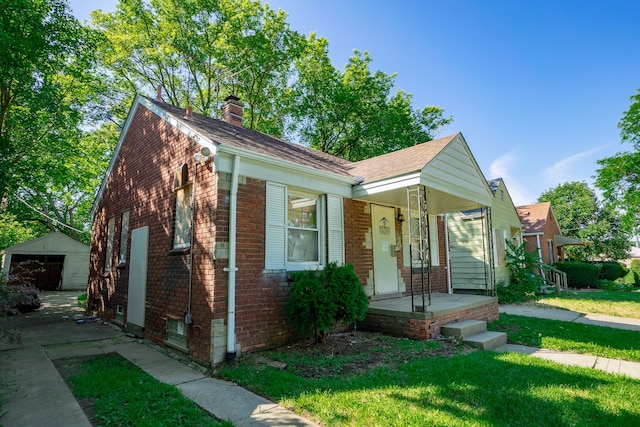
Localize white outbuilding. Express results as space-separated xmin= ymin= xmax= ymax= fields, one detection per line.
xmin=1 ymin=232 xmax=89 ymax=291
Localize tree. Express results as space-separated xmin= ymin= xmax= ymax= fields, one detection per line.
xmin=596 ymin=89 xmax=640 ymax=233
xmin=91 ymin=0 xmax=304 ymax=136
xmin=538 ymin=181 xmax=629 ymax=260
xmin=289 ymin=46 xmax=452 ymax=161
xmin=0 ymin=0 xmax=109 ymax=243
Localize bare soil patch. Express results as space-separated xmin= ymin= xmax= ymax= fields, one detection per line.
xmin=256 ymin=331 xmax=476 ymax=378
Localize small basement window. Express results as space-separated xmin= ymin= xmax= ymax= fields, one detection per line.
xmin=166 ymin=318 xmax=187 ymax=350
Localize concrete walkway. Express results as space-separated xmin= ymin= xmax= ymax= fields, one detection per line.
xmin=0 ymin=291 xmax=318 ymax=427
xmin=496 ymin=304 xmax=640 ymax=379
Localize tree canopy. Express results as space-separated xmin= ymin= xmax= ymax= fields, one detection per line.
xmin=596 ymin=89 xmax=640 ymax=234
xmin=91 ymin=0 xmax=452 ymax=160
xmin=538 ymin=181 xmax=629 ymax=261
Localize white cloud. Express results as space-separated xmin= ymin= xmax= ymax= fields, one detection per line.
xmin=487 ymin=149 xmax=536 ymax=206
xmin=542 ymin=143 xmax=615 ymax=188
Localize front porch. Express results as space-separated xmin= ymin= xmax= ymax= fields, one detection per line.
xmin=359 ymin=293 xmax=499 ymax=341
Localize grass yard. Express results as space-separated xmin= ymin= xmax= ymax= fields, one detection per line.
xmin=56 ymin=354 xmax=231 ymax=427
xmin=489 ymin=313 xmax=640 ymax=361
xmin=536 ymin=290 xmax=640 ymax=319
xmin=218 ymin=333 xmax=640 ymax=427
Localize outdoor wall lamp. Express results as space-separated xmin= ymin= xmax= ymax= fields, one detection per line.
xmin=397 ymin=211 xmax=405 ymax=223
xmin=194 ymin=147 xmax=211 ymax=165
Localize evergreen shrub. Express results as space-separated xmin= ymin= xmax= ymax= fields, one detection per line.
xmin=553 ymin=261 xmax=601 ymax=289
xmin=285 ymin=263 xmax=368 ymax=343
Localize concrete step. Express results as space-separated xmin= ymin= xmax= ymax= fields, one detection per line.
xmin=441 ymin=320 xmax=487 ymax=338
xmin=464 ymin=331 xmax=508 ymax=350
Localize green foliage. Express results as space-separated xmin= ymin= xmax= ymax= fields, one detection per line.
xmin=538 ymin=181 xmax=630 ymax=261
xmin=0 ymin=0 xmax=113 ymax=242
xmin=624 ymin=259 xmax=640 ymax=286
xmin=285 ymin=263 xmax=368 ymax=343
xmin=0 ymin=212 xmax=37 ymax=251
xmin=77 ymin=293 xmax=88 ymax=309
xmin=595 ymin=279 xmax=635 ymax=292
xmin=597 ymin=261 xmax=625 ymax=281
xmin=497 ymin=241 xmax=545 ymax=303
xmin=553 ymin=261 xmax=601 ymax=288
xmin=596 ymin=89 xmax=640 ymax=232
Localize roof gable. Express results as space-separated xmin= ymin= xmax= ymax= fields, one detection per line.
xmin=3 ymin=232 xmax=88 ymax=253
xmin=517 ymin=202 xmax=555 ymax=234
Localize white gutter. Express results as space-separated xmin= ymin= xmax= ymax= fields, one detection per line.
xmin=224 ymin=155 xmax=240 ymax=362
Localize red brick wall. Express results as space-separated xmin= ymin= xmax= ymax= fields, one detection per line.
xmin=344 ymin=199 xmax=372 ymax=288
xmin=89 ymin=104 xmax=217 ymax=363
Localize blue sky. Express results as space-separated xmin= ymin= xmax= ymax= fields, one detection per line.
xmin=70 ymin=0 xmax=640 ymax=206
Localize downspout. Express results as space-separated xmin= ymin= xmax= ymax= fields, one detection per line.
xmin=186 ymin=162 xmax=198 ymax=325
xmin=224 ymin=155 xmax=240 ymax=363
xmin=444 ymin=213 xmax=452 ymax=294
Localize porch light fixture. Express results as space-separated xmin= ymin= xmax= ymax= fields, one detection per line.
xmin=397 ymin=212 xmax=405 ymax=223
xmin=194 ymin=147 xmax=211 ymax=165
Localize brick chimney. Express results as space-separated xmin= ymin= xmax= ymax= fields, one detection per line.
xmin=221 ymin=95 xmax=243 ymax=127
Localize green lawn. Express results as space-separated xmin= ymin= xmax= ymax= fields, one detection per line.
xmin=219 ymin=291 xmax=640 ymax=426
xmin=536 ymin=290 xmax=640 ymax=319
xmin=61 ymin=354 xmax=231 ymax=427
xmin=489 ymin=313 xmax=640 ymax=361
xmin=219 ymin=348 xmax=640 ymax=427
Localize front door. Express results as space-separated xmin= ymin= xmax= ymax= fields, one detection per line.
xmin=372 ymin=205 xmax=399 ymax=295
xmin=127 ymin=226 xmax=149 ymax=329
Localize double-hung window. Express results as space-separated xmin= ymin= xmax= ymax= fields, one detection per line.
xmin=265 ymin=182 xmax=344 ymax=271
xmin=173 ymin=164 xmax=192 ymax=250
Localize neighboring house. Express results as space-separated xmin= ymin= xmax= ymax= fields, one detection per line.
xmin=1 ymin=232 xmax=89 ymax=291
xmin=449 ymin=178 xmax=523 ymax=291
xmin=516 ymin=202 xmax=581 ymax=265
xmin=88 ymin=94 xmax=498 ymax=366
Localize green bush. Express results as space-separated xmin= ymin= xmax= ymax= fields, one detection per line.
xmin=630 ymin=259 xmax=640 ymax=275
xmin=595 ymin=279 xmax=635 ymax=292
xmin=77 ymin=293 xmax=88 ymax=309
xmin=285 ymin=263 xmax=368 ymax=343
xmin=497 ymin=241 xmax=545 ymax=304
xmin=597 ymin=261 xmax=626 ymax=281
xmin=622 ymin=269 xmax=640 ymax=286
xmin=553 ymin=261 xmax=601 ymax=289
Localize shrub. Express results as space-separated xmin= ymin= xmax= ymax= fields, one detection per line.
xmin=622 ymin=270 xmax=640 ymax=286
xmin=78 ymin=293 xmax=88 ymax=309
xmin=0 ymin=263 xmax=41 ymax=316
xmin=597 ymin=261 xmax=626 ymax=281
xmin=630 ymin=259 xmax=640 ymax=275
xmin=497 ymin=241 xmax=545 ymax=304
xmin=285 ymin=263 xmax=368 ymax=343
xmin=553 ymin=261 xmax=601 ymax=289
xmin=595 ymin=279 xmax=635 ymax=292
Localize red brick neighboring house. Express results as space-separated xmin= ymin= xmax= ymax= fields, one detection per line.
xmin=516 ymin=202 xmax=580 ymax=265
xmin=89 ymin=94 xmax=497 ymax=366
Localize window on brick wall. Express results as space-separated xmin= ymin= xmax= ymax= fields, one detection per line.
xmin=118 ymin=210 xmax=130 ymax=266
xmin=265 ymin=182 xmax=344 ymax=270
xmin=173 ymin=164 xmax=192 ymax=249
xmin=104 ymin=216 xmax=115 ymax=272
xmin=166 ymin=318 xmax=187 ymax=349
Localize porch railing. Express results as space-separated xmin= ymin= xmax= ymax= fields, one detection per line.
xmin=542 ymin=267 xmax=568 ymax=295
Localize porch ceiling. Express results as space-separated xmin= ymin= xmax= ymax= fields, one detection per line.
xmin=352 ymin=175 xmax=487 ymax=214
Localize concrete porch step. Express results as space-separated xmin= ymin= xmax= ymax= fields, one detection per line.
xmin=441 ymin=320 xmax=487 ymax=338
xmin=463 ymin=330 xmax=508 ymax=350
xmin=441 ymin=319 xmax=507 ymax=350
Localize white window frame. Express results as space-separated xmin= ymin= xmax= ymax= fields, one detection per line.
xmin=173 ymin=164 xmax=192 ymax=250
xmin=265 ymin=182 xmax=343 ymax=271
xmin=104 ymin=216 xmax=115 ymax=272
xmin=118 ymin=210 xmax=130 ymax=265
xmin=287 ymin=191 xmax=323 ymax=269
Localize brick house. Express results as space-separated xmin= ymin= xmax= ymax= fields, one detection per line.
xmin=89 ymin=94 xmax=499 ymax=366
xmin=516 ymin=202 xmax=581 ymax=265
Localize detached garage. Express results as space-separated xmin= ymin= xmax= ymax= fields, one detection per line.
xmin=1 ymin=232 xmax=89 ymax=291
